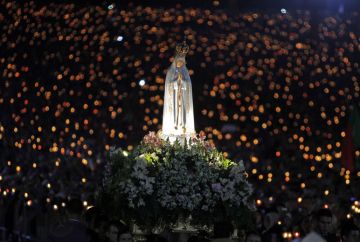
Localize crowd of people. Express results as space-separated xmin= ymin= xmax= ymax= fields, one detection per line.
xmin=1 ymin=0 xmax=360 ymax=241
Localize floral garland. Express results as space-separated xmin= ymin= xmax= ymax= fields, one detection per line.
xmin=99 ymin=132 xmax=255 ymax=231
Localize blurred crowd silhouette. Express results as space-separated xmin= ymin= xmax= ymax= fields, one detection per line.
xmin=1 ymin=0 xmax=360 ymax=241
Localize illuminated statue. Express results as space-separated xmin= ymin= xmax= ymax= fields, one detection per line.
xmin=162 ymin=41 xmax=195 ymax=141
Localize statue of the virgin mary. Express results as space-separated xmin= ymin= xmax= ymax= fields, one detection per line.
xmin=162 ymin=41 xmax=195 ymax=141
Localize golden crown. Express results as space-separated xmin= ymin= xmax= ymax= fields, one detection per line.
xmin=175 ymin=41 xmax=189 ymax=57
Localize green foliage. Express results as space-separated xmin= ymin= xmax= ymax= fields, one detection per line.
xmin=98 ymin=133 xmax=255 ymax=231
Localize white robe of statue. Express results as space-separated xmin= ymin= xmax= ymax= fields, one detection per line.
xmin=162 ymin=55 xmax=195 ymax=140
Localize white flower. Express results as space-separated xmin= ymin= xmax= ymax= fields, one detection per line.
xmin=129 ymin=201 xmax=135 ymax=208
xmin=116 ymin=143 xmax=254 ymax=216
xmin=137 ymin=198 xmax=145 ymax=207
xmin=109 ymin=147 xmax=123 ymax=157
xmin=201 ymin=205 xmax=209 ymax=211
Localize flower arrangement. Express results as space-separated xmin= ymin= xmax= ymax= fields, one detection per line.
xmin=99 ymin=132 xmax=255 ymax=231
